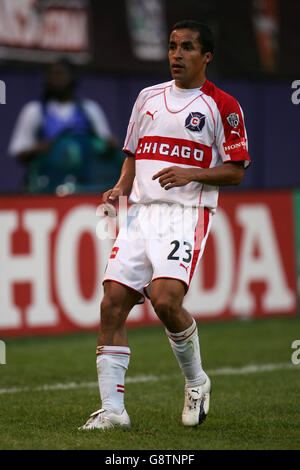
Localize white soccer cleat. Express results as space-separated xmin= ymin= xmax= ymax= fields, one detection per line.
xmin=182 ymin=376 xmax=211 ymax=427
xmin=78 ymin=408 xmax=131 ymax=430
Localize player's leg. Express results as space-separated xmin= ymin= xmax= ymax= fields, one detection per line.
xmin=150 ymin=278 xmax=211 ymax=426
xmin=98 ymin=280 xmax=142 ymax=346
xmin=150 ymin=278 xmax=207 ymax=383
xmin=79 ymin=281 xmax=141 ymax=430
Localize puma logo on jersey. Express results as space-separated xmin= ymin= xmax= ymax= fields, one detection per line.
xmin=179 ymin=263 xmax=189 ymax=273
xmin=231 ymin=130 xmax=241 ymax=138
xmin=146 ymin=110 xmax=158 ymax=120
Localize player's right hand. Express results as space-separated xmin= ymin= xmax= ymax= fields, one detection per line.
xmin=102 ymin=188 xmax=122 ymax=206
xmin=102 ymin=188 xmax=124 ymax=216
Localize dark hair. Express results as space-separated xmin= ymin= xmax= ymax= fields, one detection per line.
xmin=171 ymin=20 xmax=215 ymax=55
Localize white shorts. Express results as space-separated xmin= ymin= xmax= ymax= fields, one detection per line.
xmin=103 ymin=203 xmax=213 ymax=303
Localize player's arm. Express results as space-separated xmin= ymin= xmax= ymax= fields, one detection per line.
xmin=103 ymin=90 xmax=140 ymax=205
xmin=103 ymin=154 xmax=135 ymax=204
xmin=193 ymin=161 xmax=245 ymax=185
xmin=152 ymin=161 xmax=244 ymax=190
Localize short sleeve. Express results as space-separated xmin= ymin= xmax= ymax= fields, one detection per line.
xmin=122 ymin=97 xmax=140 ymax=157
xmin=215 ymin=95 xmax=251 ymax=168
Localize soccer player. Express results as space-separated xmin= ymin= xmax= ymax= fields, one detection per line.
xmin=80 ymin=20 xmax=250 ymax=430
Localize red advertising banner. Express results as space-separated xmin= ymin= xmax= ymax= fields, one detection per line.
xmin=0 ymin=192 xmax=297 ymax=337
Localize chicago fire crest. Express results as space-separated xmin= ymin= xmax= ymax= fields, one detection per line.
xmin=185 ymin=112 xmax=206 ymax=132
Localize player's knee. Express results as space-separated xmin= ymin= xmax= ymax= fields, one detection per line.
xmin=151 ymin=296 xmax=180 ymax=323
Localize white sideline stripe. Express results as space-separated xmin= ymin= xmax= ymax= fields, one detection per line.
xmin=207 ymin=362 xmax=297 ymax=375
xmin=0 ymin=362 xmax=298 ymax=395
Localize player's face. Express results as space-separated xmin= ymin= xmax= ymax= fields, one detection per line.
xmin=168 ymin=29 xmax=211 ymax=89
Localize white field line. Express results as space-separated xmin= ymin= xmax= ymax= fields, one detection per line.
xmin=0 ymin=362 xmax=298 ymax=396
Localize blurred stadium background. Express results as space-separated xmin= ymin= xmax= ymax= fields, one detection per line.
xmin=0 ymin=0 xmax=299 ymax=450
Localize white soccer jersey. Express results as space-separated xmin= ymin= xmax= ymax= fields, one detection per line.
xmin=123 ymin=79 xmax=250 ymax=209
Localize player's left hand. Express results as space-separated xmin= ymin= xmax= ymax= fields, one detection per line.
xmin=152 ymin=166 xmax=193 ymax=190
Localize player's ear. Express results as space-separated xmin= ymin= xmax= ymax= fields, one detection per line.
xmin=205 ymin=52 xmax=213 ymax=64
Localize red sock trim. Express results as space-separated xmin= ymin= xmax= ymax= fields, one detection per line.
xmin=167 ymin=323 xmax=197 ymax=343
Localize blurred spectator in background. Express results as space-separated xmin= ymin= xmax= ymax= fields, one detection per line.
xmin=8 ymin=58 xmax=122 ymax=194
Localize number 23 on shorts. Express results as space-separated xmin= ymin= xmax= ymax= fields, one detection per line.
xmin=167 ymin=240 xmax=192 ymax=263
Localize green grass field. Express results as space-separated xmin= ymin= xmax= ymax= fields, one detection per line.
xmin=0 ymin=316 xmax=299 ymax=450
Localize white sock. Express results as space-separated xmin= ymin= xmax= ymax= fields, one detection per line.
xmin=96 ymin=345 xmax=130 ymax=414
xmin=166 ymin=318 xmax=207 ymax=387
